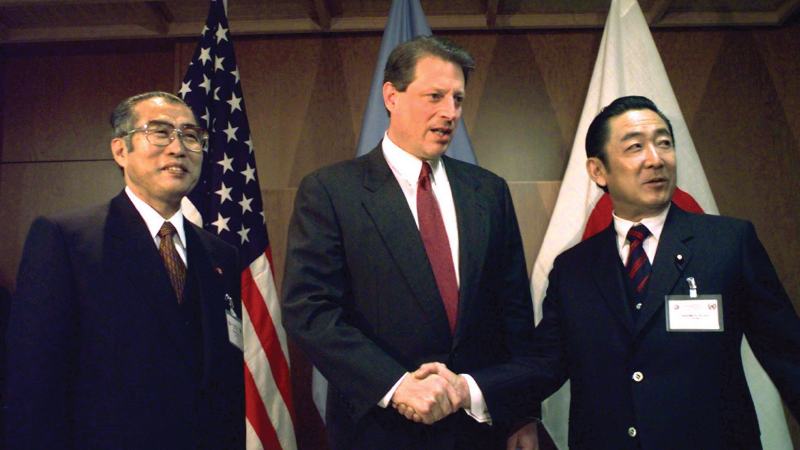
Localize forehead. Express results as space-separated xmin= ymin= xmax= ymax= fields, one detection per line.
xmin=409 ymin=56 xmax=465 ymax=88
xmin=133 ymin=97 xmax=195 ymax=125
xmin=608 ymin=109 xmax=668 ymax=138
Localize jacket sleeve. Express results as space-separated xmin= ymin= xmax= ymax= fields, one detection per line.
xmin=470 ymin=181 xmax=563 ymax=422
xmin=280 ymin=172 xmax=407 ymax=423
xmin=739 ymin=221 xmax=800 ymax=420
xmin=6 ymin=216 xmax=79 ymax=449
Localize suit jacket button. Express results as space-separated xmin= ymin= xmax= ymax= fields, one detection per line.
xmin=635 ymin=303 xmax=642 ymax=310
xmin=628 ymin=427 xmax=637 ymax=437
xmin=632 ymin=371 xmax=644 ymax=382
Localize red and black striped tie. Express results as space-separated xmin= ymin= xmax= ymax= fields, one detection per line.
xmin=625 ymin=224 xmax=651 ymax=312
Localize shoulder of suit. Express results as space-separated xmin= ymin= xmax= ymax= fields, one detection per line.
xmin=680 ymin=209 xmax=751 ymax=235
xmin=187 ymin=221 xmax=237 ymax=254
xmin=299 ymin=154 xmax=368 ymax=187
xmin=31 ymin=200 xmax=112 ymax=239
xmin=441 ymin=155 xmax=509 ymax=194
xmin=553 ymin=224 xmax=614 ymax=268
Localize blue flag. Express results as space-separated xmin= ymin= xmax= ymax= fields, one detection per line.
xmin=355 ymin=0 xmax=477 ymax=164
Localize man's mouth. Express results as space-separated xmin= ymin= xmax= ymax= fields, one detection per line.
xmin=163 ymin=164 xmax=188 ymax=173
xmin=644 ymin=176 xmax=668 ymax=186
xmin=431 ymin=127 xmax=453 ymax=138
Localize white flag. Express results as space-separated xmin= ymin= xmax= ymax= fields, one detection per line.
xmin=530 ymin=0 xmax=791 ymax=448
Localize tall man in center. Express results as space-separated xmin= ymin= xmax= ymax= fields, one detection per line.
xmin=282 ymin=36 xmax=539 ymax=449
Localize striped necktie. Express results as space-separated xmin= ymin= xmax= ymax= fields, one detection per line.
xmin=158 ymin=221 xmax=186 ymax=304
xmin=625 ymin=224 xmax=651 ymax=313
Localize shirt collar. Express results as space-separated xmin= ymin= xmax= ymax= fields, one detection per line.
xmin=125 ymin=186 xmax=187 ymax=247
xmin=381 ymin=132 xmax=445 ymax=186
xmin=613 ymin=203 xmax=671 ymax=244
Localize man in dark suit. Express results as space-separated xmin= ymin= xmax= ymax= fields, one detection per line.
xmin=281 ymin=36 xmax=539 ymax=449
xmin=6 ymin=92 xmax=244 ymax=449
xmin=494 ymin=96 xmax=800 ymax=449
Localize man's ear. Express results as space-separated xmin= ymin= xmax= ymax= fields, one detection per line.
xmin=586 ymin=157 xmax=608 ymax=189
xmin=383 ymin=81 xmax=398 ymax=114
xmin=111 ymin=138 xmax=128 ymax=170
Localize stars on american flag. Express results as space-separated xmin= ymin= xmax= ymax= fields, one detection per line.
xmin=178 ymin=3 xmax=269 ymax=266
xmin=179 ymin=3 xmax=295 ymax=449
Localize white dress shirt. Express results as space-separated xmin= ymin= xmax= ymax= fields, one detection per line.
xmin=613 ymin=203 xmax=671 ymax=266
xmin=125 ymin=187 xmax=188 ymax=265
xmin=377 ymin=134 xmax=490 ymax=423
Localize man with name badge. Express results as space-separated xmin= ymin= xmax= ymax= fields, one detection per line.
xmin=6 ymin=92 xmax=245 ymax=449
xmin=504 ymin=96 xmax=800 ymax=449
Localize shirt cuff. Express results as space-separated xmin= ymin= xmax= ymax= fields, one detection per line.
xmin=378 ymin=373 xmax=409 ymax=408
xmin=462 ymin=374 xmax=492 ymax=424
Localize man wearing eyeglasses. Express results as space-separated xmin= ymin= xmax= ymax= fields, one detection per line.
xmin=6 ymin=92 xmax=245 ymax=449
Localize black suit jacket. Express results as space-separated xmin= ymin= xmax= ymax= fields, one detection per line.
xmin=281 ymin=146 xmax=536 ymax=449
xmin=501 ymin=205 xmax=800 ymax=449
xmin=6 ymin=191 xmax=245 ymax=449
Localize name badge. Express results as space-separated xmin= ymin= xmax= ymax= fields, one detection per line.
xmin=665 ymin=295 xmax=723 ymax=332
xmin=227 ymin=309 xmax=244 ymax=351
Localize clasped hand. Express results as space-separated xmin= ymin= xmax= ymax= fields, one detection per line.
xmin=390 ymin=362 xmax=470 ymax=424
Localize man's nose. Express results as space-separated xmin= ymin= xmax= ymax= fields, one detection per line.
xmin=440 ymin=96 xmax=459 ymax=120
xmin=644 ymin=143 xmax=664 ymax=167
xmin=165 ymin=133 xmax=187 ymax=155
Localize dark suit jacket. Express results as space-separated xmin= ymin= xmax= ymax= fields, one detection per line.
xmin=502 ymin=205 xmax=800 ymax=450
xmin=281 ymin=146 xmax=536 ymax=449
xmin=6 ymin=191 xmax=245 ymax=449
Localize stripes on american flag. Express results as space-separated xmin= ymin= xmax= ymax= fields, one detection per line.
xmin=178 ymin=1 xmax=297 ymax=449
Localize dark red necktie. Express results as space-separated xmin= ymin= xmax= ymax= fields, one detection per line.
xmin=159 ymin=221 xmax=186 ymax=304
xmin=417 ymin=162 xmax=459 ymax=334
xmin=625 ymin=224 xmax=652 ymax=312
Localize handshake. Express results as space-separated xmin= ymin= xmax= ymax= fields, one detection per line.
xmin=390 ymin=362 xmax=470 ymax=425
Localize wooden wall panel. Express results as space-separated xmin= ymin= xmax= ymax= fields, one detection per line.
xmin=0 ymin=161 xmax=124 ymax=287
xmin=1 ymin=23 xmax=799 ymax=447
xmin=0 ymin=44 xmax=175 ymax=163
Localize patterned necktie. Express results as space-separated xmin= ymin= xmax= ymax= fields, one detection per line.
xmin=417 ymin=162 xmax=459 ymax=335
xmin=625 ymin=224 xmax=652 ymax=312
xmin=158 ymin=221 xmax=186 ymax=304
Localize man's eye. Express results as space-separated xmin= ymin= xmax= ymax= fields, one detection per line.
xmin=151 ymin=129 xmax=171 ymax=138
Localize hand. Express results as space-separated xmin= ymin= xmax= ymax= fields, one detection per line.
xmin=414 ymin=362 xmax=470 ymax=410
xmin=507 ymin=421 xmax=539 ymax=450
xmin=390 ymin=369 xmax=460 ymax=425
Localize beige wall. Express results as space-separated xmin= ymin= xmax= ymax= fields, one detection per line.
xmin=2 ymin=25 xmax=799 ymax=447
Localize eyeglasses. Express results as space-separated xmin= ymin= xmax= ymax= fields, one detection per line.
xmin=120 ymin=120 xmax=209 ymax=153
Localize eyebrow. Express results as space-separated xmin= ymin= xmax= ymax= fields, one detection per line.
xmin=620 ymin=128 xmax=671 ymax=141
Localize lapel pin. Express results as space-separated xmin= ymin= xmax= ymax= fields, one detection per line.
xmin=675 ymin=254 xmax=684 ymax=269
xmin=215 ymin=267 xmax=223 ymax=275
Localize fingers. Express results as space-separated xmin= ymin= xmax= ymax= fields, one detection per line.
xmin=507 ymin=422 xmax=538 ymax=450
xmin=413 ymin=362 xmax=446 ymax=379
xmin=391 ymin=370 xmax=460 ymax=425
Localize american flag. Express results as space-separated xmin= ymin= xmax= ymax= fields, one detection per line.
xmin=178 ymin=1 xmax=297 ymax=449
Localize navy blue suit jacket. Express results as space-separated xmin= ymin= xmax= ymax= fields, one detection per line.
xmin=6 ymin=191 xmax=244 ymax=449
xmin=496 ymin=205 xmax=800 ymax=449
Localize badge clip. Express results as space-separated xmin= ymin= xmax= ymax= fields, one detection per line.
xmin=686 ymin=277 xmax=697 ymax=298
xmin=225 ymin=293 xmax=239 ymax=319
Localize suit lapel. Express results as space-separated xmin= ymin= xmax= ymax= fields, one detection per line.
xmin=184 ymin=223 xmax=230 ymax=388
xmin=105 ymin=192 xmax=196 ymax=367
xmin=360 ymin=147 xmax=453 ymax=348
xmin=589 ymin=225 xmax=635 ymax=334
xmin=635 ymin=205 xmax=694 ymax=335
xmin=445 ymin=158 xmax=489 ymax=349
